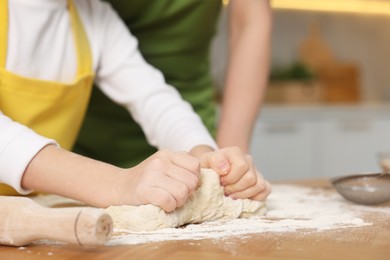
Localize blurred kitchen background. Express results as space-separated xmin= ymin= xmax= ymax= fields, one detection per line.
xmin=211 ymin=0 xmax=390 ymax=181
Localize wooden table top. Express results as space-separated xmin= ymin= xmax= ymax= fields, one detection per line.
xmin=1 ymin=179 xmax=389 ymax=260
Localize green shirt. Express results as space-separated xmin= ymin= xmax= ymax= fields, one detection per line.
xmin=74 ymin=0 xmax=222 ymax=167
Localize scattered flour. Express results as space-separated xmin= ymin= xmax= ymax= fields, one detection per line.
xmin=108 ymin=184 xmax=390 ymax=246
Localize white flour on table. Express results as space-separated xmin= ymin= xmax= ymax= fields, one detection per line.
xmin=108 ymin=184 xmax=390 ymax=246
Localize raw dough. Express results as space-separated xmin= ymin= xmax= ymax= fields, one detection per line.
xmin=106 ymin=168 xmax=267 ymax=231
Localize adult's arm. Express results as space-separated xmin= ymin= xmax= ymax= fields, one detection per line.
xmin=216 ymin=0 xmax=272 ymax=152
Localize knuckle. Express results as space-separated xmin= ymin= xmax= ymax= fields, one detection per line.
xmin=148 ymin=157 xmax=165 ymax=169
xmin=255 ymin=182 xmax=265 ymax=192
xmin=235 ymin=160 xmax=249 ymax=173
xmin=245 ymin=173 xmax=257 ymax=186
xmin=174 ymin=185 xmax=189 ymax=207
xmin=256 ymin=177 xmax=267 ymax=191
xmin=187 ymin=177 xmax=198 ymax=193
xmin=188 ymin=157 xmax=201 ymax=172
xmin=224 ymin=184 xmax=237 ymax=195
xmin=155 ymin=194 xmax=176 ymax=212
xmin=164 ymin=203 xmax=177 ymax=213
xmin=251 ymin=182 xmax=272 ymax=201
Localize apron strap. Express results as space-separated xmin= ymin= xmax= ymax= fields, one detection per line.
xmin=0 ymin=0 xmax=8 ymax=70
xmin=68 ymin=0 xmax=93 ymax=77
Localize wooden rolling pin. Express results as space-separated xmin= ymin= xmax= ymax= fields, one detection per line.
xmin=0 ymin=196 xmax=113 ymax=246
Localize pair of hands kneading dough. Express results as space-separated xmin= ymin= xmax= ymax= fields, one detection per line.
xmin=106 ymin=168 xmax=267 ymax=231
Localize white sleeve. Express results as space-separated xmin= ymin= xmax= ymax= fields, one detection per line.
xmin=0 ymin=113 xmax=58 ymax=194
xmin=88 ymin=2 xmax=218 ymax=152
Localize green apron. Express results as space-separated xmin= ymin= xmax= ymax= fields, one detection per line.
xmin=74 ymin=0 xmax=222 ymax=167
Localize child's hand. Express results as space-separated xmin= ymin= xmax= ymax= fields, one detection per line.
xmin=120 ymin=150 xmax=200 ymax=212
xmin=197 ymin=146 xmax=271 ymax=201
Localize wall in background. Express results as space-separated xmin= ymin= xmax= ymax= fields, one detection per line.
xmin=211 ymin=8 xmax=390 ymax=103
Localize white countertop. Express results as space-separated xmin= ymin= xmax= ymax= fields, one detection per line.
xmin=259 ymin=103 xmax=390 ymax=120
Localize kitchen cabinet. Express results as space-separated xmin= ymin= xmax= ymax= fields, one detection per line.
xmin=250 ymin=105 xmax=390 ymax=181
xmin=251 ymin=118 xmax=316 ymax=181
xmin=319 ymin=117 xmax=390 ymax=177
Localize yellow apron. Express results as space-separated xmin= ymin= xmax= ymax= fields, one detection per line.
xmin=0 ymin=0 xmax=94 ymax=195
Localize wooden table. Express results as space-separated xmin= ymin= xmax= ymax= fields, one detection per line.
xmin=1 ymin=180 xmax=389 ymax=260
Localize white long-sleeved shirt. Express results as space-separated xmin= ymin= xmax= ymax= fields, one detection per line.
xmin=0 ymin=0 xmax=217 ymax=193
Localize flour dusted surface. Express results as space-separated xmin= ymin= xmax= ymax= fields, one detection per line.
xmin=108 ymin=184 xmax=389 ymax=246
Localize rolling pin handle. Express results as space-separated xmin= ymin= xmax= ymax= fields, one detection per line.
xmin=0 ymin=196 xmax=113 ymax=246
xmin=74 ymin=208 xmax=113 ymax=246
